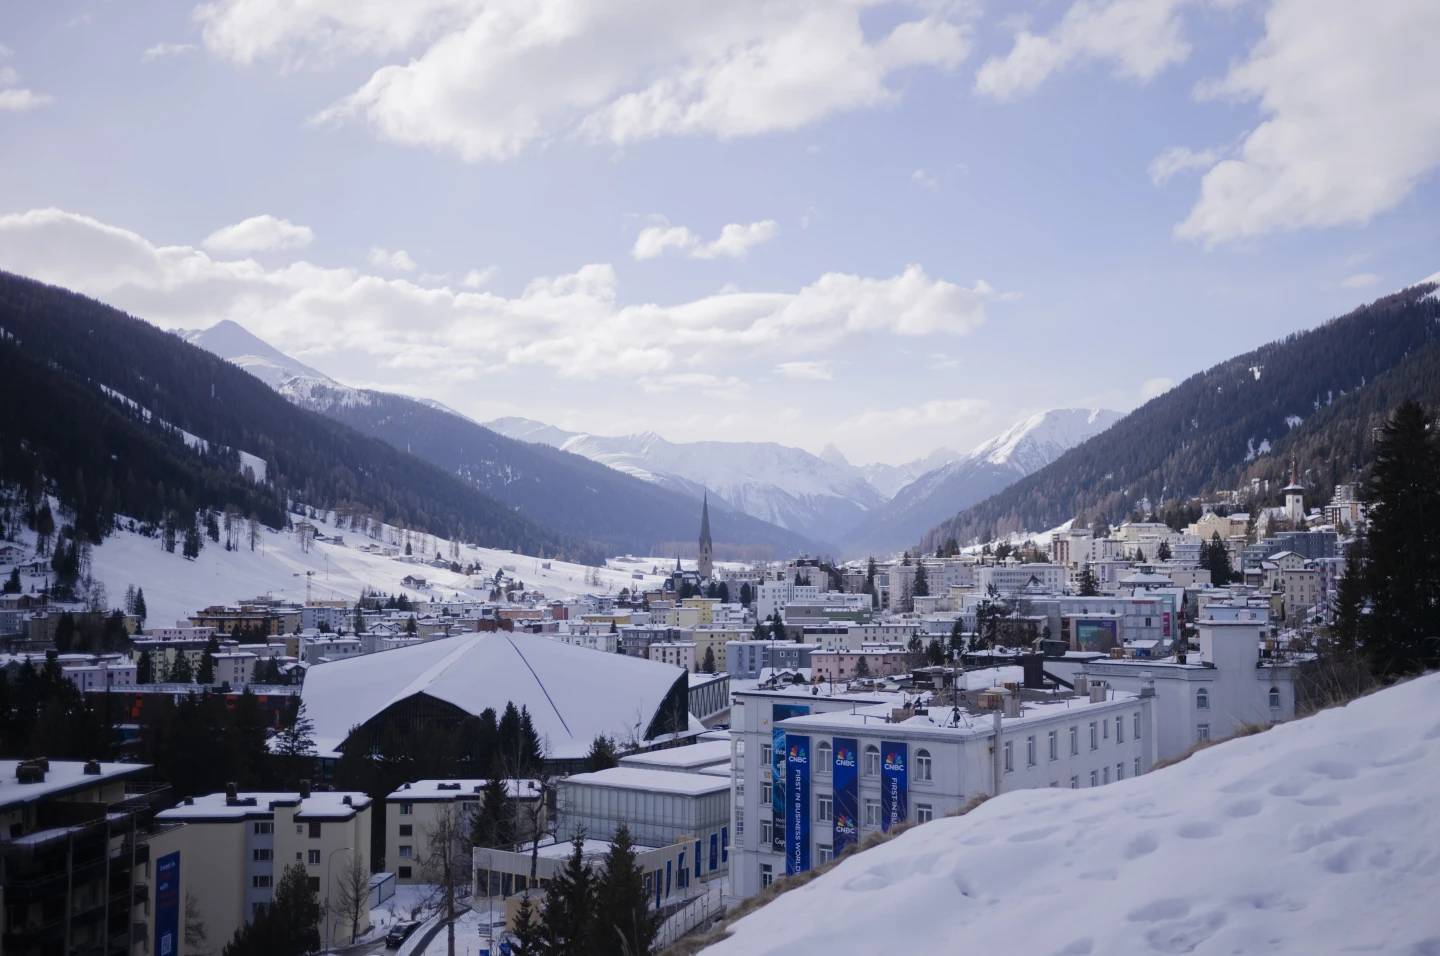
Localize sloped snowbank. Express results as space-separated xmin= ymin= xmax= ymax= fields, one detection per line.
xmin=708 ymin=674 xmax=1440 ymax=956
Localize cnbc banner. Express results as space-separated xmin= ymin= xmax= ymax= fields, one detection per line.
xmin=881 ymin=741 xmax=908 ymax=832
xmin=155 ymin=851 xmax=180 ymax=956
xmin=832 ymin=736 xmax=858 ymax=857
xmin=771 ymin=704 xmax=809 ymax=853
xmin=785 ymin=734 xmax=811 ymax=875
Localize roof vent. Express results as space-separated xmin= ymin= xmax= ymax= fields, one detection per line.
xmin=437 ymin=782 xmax=462 ymax=791
xmin=16 ymin=760 xmax=45 ymax=784
xmin=83 ymin=760 xmax=102 ymax=775
xmin=342 ymin=795 xmax=353 ymax=806
xmin=299 ymin=779 xmax=312 ymax=799
xmin=225 ymin=782 xmax=238 ymax=805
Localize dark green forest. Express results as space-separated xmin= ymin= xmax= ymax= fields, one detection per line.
xmin=922 ymin=283 xmax=1440 ymax=549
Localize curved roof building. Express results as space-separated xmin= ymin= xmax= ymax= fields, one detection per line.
xmin=300 ymin=633 xmax=694 ymax=761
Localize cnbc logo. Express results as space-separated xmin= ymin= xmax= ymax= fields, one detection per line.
xmin=834 ymin=747 xmax=855 ymax=767
xmin=883 ymin=751 xmax=905 ymax=772
xmin=788 ymin=745 xmax=807 ymax=764
xmin=834 ymin=814 xmax=857 ymax=835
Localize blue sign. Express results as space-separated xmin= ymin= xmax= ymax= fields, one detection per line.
xmin=831 ymin=736 xmax=858 ymax=857
xmin=881 ymin=741 xmax=908 ymax=831
xmin=771 ymin=704 xmax=809 ymax=852
xmin=155 ymin=851 xmax=180 ymax=956
xmin=785 ymin=734 xmax=811 ymax=875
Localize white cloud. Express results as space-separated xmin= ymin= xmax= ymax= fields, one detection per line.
xmin=142 ymin=42 xmax=198 ymax=62
xmin=0 ymin=46 xmax=52 ymax=111
xmin=1148 ymin=145 xmax=1220 ymax=186
xmin=632 ymin=219 xmax=778 ymax=261
xmin=975 ymin=0 xmax=1190 ymax=100
xmin=462 ymin=266 xmax=497 ymax=288
xmin=200 ymin=0 xmax=974 ymax=161
xmin=1140 ymin=376 xmax=1174 ymax=400
xmin=1340 ymin=273 xmax=1380 ymax=290
xmin=368 ymin=247 xmax=418 ymax=272
xmin=776 ymin=360 xmax=833 ymax=382
xmin=0 ymin=208 xmax=1002 ymax=382
xmin=911 ymin=169 xmax=939 ymax=191
xmin=201 ymin=214 xmax=314 ymax=254
xmin=1176 ymin=0 xmax=1440 ymax=245
xmin=847 ymin=398 xmax=991 ymax=430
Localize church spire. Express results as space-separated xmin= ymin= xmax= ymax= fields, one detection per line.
xmin=698 ymin=492 xmax=714 ymax=580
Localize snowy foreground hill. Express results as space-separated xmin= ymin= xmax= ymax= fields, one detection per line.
xmin=707 ymin=674 xmax=1440 ymax=956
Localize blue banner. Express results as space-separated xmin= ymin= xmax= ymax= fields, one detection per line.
xmin=881 ymin=741 xmax=908 ymax=831
xmin=771 ymin=726 xmax=786 ymax=850
xmin=785 ymin=734 xmax=811 ymax=875
xmin=831 ymin=736 xmax=858 ymax=857
xmin=155 ymin=851 xmax=180 ymax=956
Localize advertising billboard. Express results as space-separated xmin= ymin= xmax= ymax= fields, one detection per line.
xmin=1075 ymin=618 xmax=1119 ymax=652
xmin=785 ymin=734 xmax=811 ymax=875
xmin=880 ymin=741 xmax=908 ymax=832
xmin=771 ymin=704 xmax=809 ymax=852
xmin=831 ymin=736 xmax=858 ymax=858
xmin=155 ymin=851 xmax=180 ymax=956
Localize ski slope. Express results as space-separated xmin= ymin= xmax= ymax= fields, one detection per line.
xmin=708 ymin=674 xmax=1440 ymax=956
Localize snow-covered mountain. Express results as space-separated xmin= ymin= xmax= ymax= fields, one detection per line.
xmin=179 ymin=319 xmax=334 ymax=389
xmin=855 ymin=447 xmax=962 ymax=499
xmin=487 ymin=419 xmax=886 ymax=546
xmin=708 ymin=673 xmax=1440 ymax=955
xmin=841 ymin=408 xmax=1121 ymax=556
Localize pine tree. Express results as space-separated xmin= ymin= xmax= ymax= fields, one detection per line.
xmin=701 ymin=645 xmax=717 ymax=673
xmin=167 ymin=651 xmax=193 ymax=684
xmin=470 ymin=775 xmax=516 ymax=850
xmin=538 ymin=835 xmax=598 ymax=956
xmin=912 ymin=561 xmax=929 ymax=598
xmin=510 ymin=892 xmax=543 ymax=956
xmin=594 ymin=823 xmax=659 ymax=956
xmin=584 ymin=735 xmax=618 ymax=773
xmin=925 ymin=638 xmax=944 ymax=666
xmin=2 ymin=567 xmax=18 ymax=594
xmin=1157 ymin=540 xmax=1172 ymax=561
xmin=854 ymin=655 xmax=870 ymax=678
xmin=1331 ymin=536 xmax=1368 ymax=655
xmin=518 ymin=707 xmax=543 ymax=774
xmin=1359 ymin=400 xmax=1440 ymax=679
xmin=223 ymin=862 xmax=321 ymax=956
xmin=137 ymin=648 xmax=154 ymax=684
xmin=196 ymin=636 xmax=218 ymax=685
xmin=1077 ymin=563 xmax=1099 ymax=597
xmin=133 ymin=587 xmax=147 ymax=626
xmin=273 ymin=703 xmax=317 ymax=786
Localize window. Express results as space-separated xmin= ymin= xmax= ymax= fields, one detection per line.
xmin=398 ymin=801 xmax=413 ymax=816
xmin=398 ymin=845 xmax=412 ymax=860
xmin=252 ymin=849 xmax=271 ymax=862
xmin=735 ymin=778 xmax=745 ymax=797
xmin=760 ymin=781 xmax=772 ymax=805
xmin=1196 ymin=688 xmax=1210 ymax=710
xmin=1134 ymin=757 xmax=1142 ymax=777
xmin=1089 ymin=722 xmax=1098 ymax=751
xmin=864 ymin=745 xmax=881 ymax=777
xmin=307 ymin=877 xmax=320 ymax=893
xmin=1133 ymin=712 xmax=1142 ymax=739
xmin=760 ymin=820 xmax=773 ymax=846
xmin=307 ymin=849 xmax=321 ymax=866
xmin=307 ymin=821 xmax=322 ymax=839
xmin=818 ymin=795 xmax=833 ymax=823
xmin=399 ymin=824 xmax=412 ymax=837
xmin=915 ymin=749 xmax=932 ymax=782
xmin=863 ymin=798 xmax=881 ymax=827
xmin=1026 ymin=736 xmax=1037 ymax=767
xmin=735 ymin=812 xmax=744 ymax=837
xmin=816 ymin=741 xmax=832 ymax=770
xmin=252 ymin=821 xmax=272 ymax=835
xmin=760 ymin=864 xmax=774 ymax=889
xmin=1048 ymin=730 xmax=1058 ymax=761
xmin=1116 ymin=762 xmax=1125 ymax=781
xmin=817 ymin=845 xmax=834 ymax=864
xmin=1269 ymin=686 xmax=1281 ymax=709
xmin=1197 ymin=723 xmax=1211 ymax=742
xmin=398 ymin=866 xmax=411 ymax=879
xmin=1089 ymin=770 xmax=1098 ymax=787
xmin=761 ymin=743 xmax=772 ymax=767
xmin=252 ymin=875 xmax=271 ymax=888
xmin=916 ymin=804 xmax=934 ymax=824
xmin=1116 ymin=716 xmax=1125 ymax=743
xmin=1069 ymin=775 xmax=1078 ymax=789
xmin=1069 ymin=726 xmax=1078 ymax=755
xmin=1003 ymin=740 xmax=1014 ymax=773
xmin=1103 ymin=718 xmax=1109 ymax=740
xmin=1102 ymin=766 xmax=1110 ymax=784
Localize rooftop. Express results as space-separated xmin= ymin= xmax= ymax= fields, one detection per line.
xmin=618 ymin=740 xmax=731 ymax=771
xmin=387 ymin=779 xmax=541 ymax=801
xmin=561 ymin=766 xmax=730 ymax=797
xmin=158 ymin=789 xmax=371 ymax=821
xmin=0 ymin=760 xmax=150 ymax=810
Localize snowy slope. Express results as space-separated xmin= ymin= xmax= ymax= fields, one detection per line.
xmin=709 ymin=673 xmax=1440 ymax=956
xmin=179 ymin=320 xmax=334 ymax=388
xmin=487 ymin=418 xmax=885 ymax=545
xmin=856 ymin=447 xmax=961 ymax=500
xmin=842 ymin=408 xmax=1121 ymax=556
xmin=2 ymin=515 xmax=666 ymax=632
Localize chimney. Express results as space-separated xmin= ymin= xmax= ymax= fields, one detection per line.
xmin=1002 ymin=690 xmax=1021 ymax=719
xmin=225 ymin=782 xmax=238 ymax=805
xmin=342 ymin=795 xmax=352 ymax=806
xmin=299 ymin=779 xmax=312 ymax=799
xmin=1073 ymin=673 xmax=1089 ymax=696
xmin=1139 ymin=673 xmax=1156 ymax=698
xmin=83 ymin=759 xmax=101 ymax=775
xmin=1090 ymin=681 xmax=1107 ymax=704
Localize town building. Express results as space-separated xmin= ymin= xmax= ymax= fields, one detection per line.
xmin=386 ymin=779 xmax=543 ymax=882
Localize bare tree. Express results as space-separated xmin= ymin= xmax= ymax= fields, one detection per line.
xmin=333 ymin=849 xmax=371 ymax=945
xmin=247 ymin=514 xmax=260 ymax=551
xmin=184 ymin=892 xmax=209 ymax=955
xmin=420 ymin=805 xmax=471 ymax=956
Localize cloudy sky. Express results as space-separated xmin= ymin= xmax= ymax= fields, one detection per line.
xmin=2 ymin=0 xmax=1437 ymax=464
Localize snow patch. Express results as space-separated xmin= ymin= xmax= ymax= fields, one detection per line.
xmin=98 ymin=385 xmax=267 ymax=483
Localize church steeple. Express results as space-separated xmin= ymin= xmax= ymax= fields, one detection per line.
xmin=698 ymin=492 xmax=714 ymax=580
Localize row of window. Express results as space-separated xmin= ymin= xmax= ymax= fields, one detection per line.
xmin=756 ymin=799 xmax=938 ymax=854
xmin=761 ymin=742 xmax=935 ymax=782
xmin=1003 ymin=714 xmax=1141 ymax=772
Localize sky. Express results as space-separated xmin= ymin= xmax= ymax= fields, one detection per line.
xmin=1 ymin=0 xmax=1437 ymax=465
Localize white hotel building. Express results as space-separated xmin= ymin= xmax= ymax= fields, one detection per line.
xmin=729 ymin=678 xmax=1157 ymax=898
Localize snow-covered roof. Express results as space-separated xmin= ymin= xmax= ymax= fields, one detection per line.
xmin=387 ymin=779 xmax=541 ymax=801
xmin=158 ymin=790 xmax=369 ymax=821
xmin=618 ymin=740 xmax=731 ymax=771
xmin=0 ymin=760 xmax=150 ymax=809
xmin=562 ymin=766 xmax=730 ymax=797
xmin=300 ymin=633 xmax=689 ymax=760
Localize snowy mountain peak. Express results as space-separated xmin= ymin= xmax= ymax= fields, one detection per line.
xmin=969 ymin=407 xmax=1122 ymax=472
xmin=819 ymin=443 xmax=851 ymax=467
xmin=179 ymin=319 xmax=333 ymax=388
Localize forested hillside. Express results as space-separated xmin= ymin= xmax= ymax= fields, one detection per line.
xmin=0 ymin=272 xmax=587 ymax=560
xmin=921 ymin=283 xmax=1440 ymax=548
xmin=291 ymin=383 xmax=820 ymax=559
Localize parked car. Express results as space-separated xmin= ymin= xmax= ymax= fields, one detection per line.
xmin=385 ymin=920 xmax=421 ymax=948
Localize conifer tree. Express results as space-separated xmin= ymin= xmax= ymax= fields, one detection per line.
xmin=594 ymin=824 xmax=659 ymax=956
xmin=538 ymin=835 xmax=597 ymax=956
xmin=584 ymin=735 xmax=618 ymax=773
xmin=196 ymin=636 xmax=217 ymax=685
xmin=167 ymin=651 xmax=193 ymax=684
xmin=137 ymin=648 xmax=154 ymax=684
xmin=701 ymin=645 xmax=717 ymax=673
xmin=510 ymin=891 xmax=542 ymax=956
xmin=1077 ymin=563 xmax=1099 ymax=597
xmin=133 ymin=587 xmax=147 ymax=626
xmin=470 ymin=775 xmax=516 ymax=849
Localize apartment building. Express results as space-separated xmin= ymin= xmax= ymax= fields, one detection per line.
xmin=386 ymin=779 xmax=543 ymax=883
xmin=156 ymin=784 xmax=372 ymax=949
xmin=729 ymin=683 xmax=1156 ymax=897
